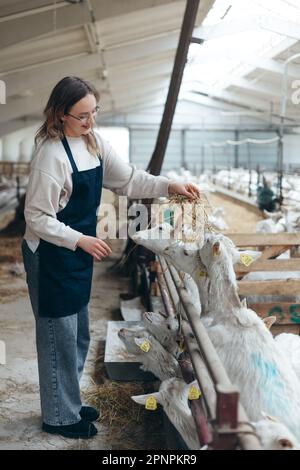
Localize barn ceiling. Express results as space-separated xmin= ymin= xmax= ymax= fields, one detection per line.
xmin=1 ymin=0 xmax=300 ymax=138
xmin=0 ymin=0 xmax=214 ymax=136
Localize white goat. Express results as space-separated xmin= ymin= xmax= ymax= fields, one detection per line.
xmin=131 ymin=223 xmax=205 ymax=315
xmin=142 ymin=310 xmax=181 ymax=357
xmin=132 ymin=377 xmax=299 ymax=450
xmin=263 ymin=316 xmax=300 ymax=382
xmin=161 ymin=236 xmax=261 ymax=327
xmin=118 ymin=327 xmax=181 ymax=381
xmin=256 ymin=218 xmax=286 ymax=234
xmin=131 ymin=223 xmax=260 ymax=323
xmin=197 ymin=233 xmax=300 ymax=439
xmin=253 ymin=416 xmax=300 ymax=450
xmin=132 ymin=378 xmax=200 ymax=450
xmin=275 ymin=333 xmax=300 ymax=381
xmin=208 ymin=207 xmax=228 ymax=231
xmin=256 ymin=207 xmax=300 ymax=234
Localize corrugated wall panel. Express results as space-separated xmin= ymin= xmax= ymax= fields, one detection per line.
xmin=130 ymin=129 xmax=182 ymax=170
xmin=130 ymin=129 xmax=296 ymax=174
xmin=185 ymin=130 xmax=235 ymax=173
xmin=237 ymin=131 xmax=278 ymax=170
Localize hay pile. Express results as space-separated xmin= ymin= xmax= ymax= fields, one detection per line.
xmin=82 ymin=380 xmax=166 ymax=450
xmin=0 ymin=236 xmax=27 ymax=303
xmin=0 ymin=237 xmax=23 ymax=264
xmin=84 ymin=341 xmax=165 ymax=449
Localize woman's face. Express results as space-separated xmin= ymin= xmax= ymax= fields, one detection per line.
xmin=62 ymin=93 xmax=98 ymax=137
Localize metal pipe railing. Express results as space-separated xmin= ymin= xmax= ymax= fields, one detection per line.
xmin=157 ymin=255 xmax=262 ymax=450
xmin=157 ymin=259 xmax=216 ymax=420
xmin=156 ymin=265 xmax=213 ymax=447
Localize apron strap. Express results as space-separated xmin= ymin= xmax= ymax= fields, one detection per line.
xmin=61 ymin=136 xmax=78 ymax=173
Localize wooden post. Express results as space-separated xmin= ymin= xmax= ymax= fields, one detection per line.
xmin=147 ymin=0 xmax=201 ymax=175
xmin=213 ymin=384 xmax=239 ymax=450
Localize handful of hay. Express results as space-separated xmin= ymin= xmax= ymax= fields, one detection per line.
xmin=166 ymin=193 xmax=216 ymax=243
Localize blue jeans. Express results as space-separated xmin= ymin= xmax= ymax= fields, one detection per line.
xmin=21 ymin=239 xmax=90 ymax=426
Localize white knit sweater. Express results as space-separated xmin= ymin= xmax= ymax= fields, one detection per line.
xmin=24 ymin=131 xmax=170 ymax=252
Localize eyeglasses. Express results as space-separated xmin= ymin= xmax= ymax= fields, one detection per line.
xmin=66 ymin=105 xmax=100 ymax=124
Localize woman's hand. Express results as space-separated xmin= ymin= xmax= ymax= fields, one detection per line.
xmin=168 ymin=182 xmax=201 ymax=200
xmin=76 ymin=235 xmax=112 ymax=261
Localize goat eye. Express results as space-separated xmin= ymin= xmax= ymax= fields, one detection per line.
xmin=159 ymin=226 xmax=163 ymax=231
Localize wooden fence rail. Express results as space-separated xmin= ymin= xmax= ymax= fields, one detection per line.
xmin=228 ymin=232 xmax=300 ymax=335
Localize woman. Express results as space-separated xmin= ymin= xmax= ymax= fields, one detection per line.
xmin=22 ymin=76 xmax=200 ymax=439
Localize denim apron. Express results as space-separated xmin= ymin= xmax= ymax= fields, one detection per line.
xmin=38 ymin=136 xmax=103 ymax=318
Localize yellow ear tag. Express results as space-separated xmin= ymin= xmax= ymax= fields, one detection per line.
xmin=188 ymin=385 xmax=201 ymax=400
xmin=198 ymin=270 xmax=207 ymax=278
xmin=178 ymin=337 xmax=185 ymax=353
xmin=145 ymin=396 xmax=157 ymax=411
xmin=140 ymin=340 xmax=151 ymax=353
xmin=240 ymin=253 xmax=253 ymax=267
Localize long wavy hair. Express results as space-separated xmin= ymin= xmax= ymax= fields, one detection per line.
xmin=35 ymin=76 xmax=100 ymax=156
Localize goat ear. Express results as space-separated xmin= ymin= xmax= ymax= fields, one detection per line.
xmin=241 ymin=298 xmax=247 ymax=308
xmin=131 ymin=392 xmax=161 ymax=406
xmin=212 ymin=241 xmax=220 ymax=256
xmin=158 ymin=310 xmax=168 ymax=319
xmin=263 ymin=316 xmax=277 ymax=330
xmin=278 ymin=438 xmax=294 ymax=449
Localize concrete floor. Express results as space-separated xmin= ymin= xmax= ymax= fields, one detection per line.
xmin=0 ymin=249 xmax=134 ymax=450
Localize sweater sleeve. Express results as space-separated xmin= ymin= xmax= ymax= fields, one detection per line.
xmin=100 ymin=138 xmax=170 ymax=199
xmin=24 ymin=168 xmax=83 ymax=251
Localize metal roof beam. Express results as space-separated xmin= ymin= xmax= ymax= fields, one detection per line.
xmin=0 ymin=117 xmax=39 ymax=138
xmin=1 ymin=71 xmax=171 ymax=122
xmin=184 ymin=88 xmax=299 ymax=121
xmin=186 ymin=84 xmax=273 ymax=110
xmin=0 ymin=0 xmax=182 ymax=49
xmin=228 ymin=77 xmax=281 ymax=99
xmin=113 ymin=85 xmax=168 ymax=103
xmin=0 ymin=78 xmax=109 ymax=123
xmin=181 ymin=92 xmax=283 ymax=125
xmin=3 ymin=52 xmax=106 ymax=98
xmin=101 ymin=94 xmax=167 ymax=114
xmin=190 ymin=49 xmax=300 ymax=78
xmin=109 ymin=61 xmax=173 ymax=86
xmin=103 ymin=33 xmax=178 ymax=67
xmin=194 ymin=16 xmax=300 ymax=41
xmin=3 ymin=47 xmax=174 ymax=97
